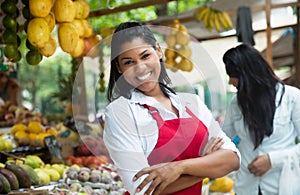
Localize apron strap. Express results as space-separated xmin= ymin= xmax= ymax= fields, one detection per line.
xmin=142 ymin=104 xmax=164 ymax=128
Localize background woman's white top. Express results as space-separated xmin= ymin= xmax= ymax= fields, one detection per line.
xmin=222 ymin=84 xmax=300 ymax=195
xmin=104 ymin=90 xmax=240 ymax=194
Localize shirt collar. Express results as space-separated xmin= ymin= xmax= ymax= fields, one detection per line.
xmin=129 ymin=89 xmax=183 ymax=114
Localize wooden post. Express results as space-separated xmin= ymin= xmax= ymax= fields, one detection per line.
xmin=265 ymin=0 xmax=273 ymax=68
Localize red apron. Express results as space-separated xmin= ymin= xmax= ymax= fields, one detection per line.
xmin=125 ymin=105 xmax=208 ymax=195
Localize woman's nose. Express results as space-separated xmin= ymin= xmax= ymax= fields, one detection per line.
xmin=135 ymin=62 xmax=147 ymax=72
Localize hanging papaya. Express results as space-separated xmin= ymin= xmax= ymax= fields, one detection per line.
xmin=29 ymin=0 xmax=53 ymax=17
xmin=39 ymin=35 xmax=57 ymax=57
xmin=43 ymin=12 xmax=56 ymax=32
xmin=58 ymin=23 xmax=79 ymax=53
xmin=70 ymin=38 xmax=84 ymax=58
xmin=27 ymin=18 xmax=50 ymax=48
xmin=53 ymin=0 xmax=75 ymax=23
xmin=81 ymin=19 xmax=93 ymax=38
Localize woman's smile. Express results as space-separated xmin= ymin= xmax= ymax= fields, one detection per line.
xmin=137 ymin=71 xmax=152 ymax=81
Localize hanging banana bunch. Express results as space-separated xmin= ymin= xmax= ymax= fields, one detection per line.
xmin=164 ymin=20 xmax=193 ymax=72
xmin=194 ymin=5 xmax=233 ymax=32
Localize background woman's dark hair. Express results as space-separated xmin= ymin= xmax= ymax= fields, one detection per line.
xmin=107 ymin=21 xmax=173 ymax=102
xmin=223 ymin=44 xmax=284 ymax=149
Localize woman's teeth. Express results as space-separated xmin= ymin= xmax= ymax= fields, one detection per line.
xmin=137 ymin=72 xmax=151 ymax=81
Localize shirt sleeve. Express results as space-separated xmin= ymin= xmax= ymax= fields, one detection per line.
xmin=268 ymin=87 xmax=300 ymax=168
xmin=103 ymin=100 xmax=151 ymax=194
xmin=221 ymin=95 xmax=238 ymax=138
xmin=186 ymin=94 xmax=241 ymax=160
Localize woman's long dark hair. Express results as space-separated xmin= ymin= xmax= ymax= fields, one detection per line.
xmin=107 ymin=21 xmax=174 ymax=102
xmin=223 ymin=44 xmax=284 ymax=149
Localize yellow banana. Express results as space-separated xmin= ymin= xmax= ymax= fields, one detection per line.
xmin=222 ymin=11 xmax=233 ymax=30
xmin=203 ymin=7 xmax=212 ymax=28
xmin=194 ymin=6 xmax=206 ymax=16
xmin=213 ymin=11 xmax=221 ymax=32
xmin=196 ymin=6 xmax=210 ymax=21
xmin=208 ymin=11 xmax=215 ymax=32
xmin=216 ymin=11 xmax=229 ymax=30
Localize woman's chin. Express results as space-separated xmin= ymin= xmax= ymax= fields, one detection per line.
xmin=136 ymin=82 xmax=158 ymax=93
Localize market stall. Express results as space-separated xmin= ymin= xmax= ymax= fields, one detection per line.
xmin=0 ymin=0 xmax=299 ymax=194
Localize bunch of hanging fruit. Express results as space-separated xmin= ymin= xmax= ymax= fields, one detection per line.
xmin=2 ymin=0 xmax=97 ymax=66
xmin=194 ymin=5 xmax=233 ymax=32
xmin=1 ymin=0 xmax=22 ymax=64
xmin=164 ymin=20 xmax=193 ymax=72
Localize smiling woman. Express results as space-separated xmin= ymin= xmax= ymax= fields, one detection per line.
xmin=103 ymin=21 xmax=240 ymax=195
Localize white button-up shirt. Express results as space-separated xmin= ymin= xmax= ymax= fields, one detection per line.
xmin=222 ymin=84 xmax=300 ymax=195
xmin=104 ymin=90 xmax=240 ymax=194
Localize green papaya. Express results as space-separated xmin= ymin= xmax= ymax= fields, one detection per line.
xmin=19 ymin=164 xmax=41 ymax=185
xmin=0 ymin=172 xmax=11 ymax=193
xmin=0 ymin=167 xmax=19 ymax=190
xmin=5 ymin=163 xmax=32 ymax=188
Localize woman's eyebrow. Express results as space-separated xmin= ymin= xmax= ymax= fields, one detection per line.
xmin=120 ymin=49 xmax=149 ymax=61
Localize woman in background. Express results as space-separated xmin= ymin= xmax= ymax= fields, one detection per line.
xmin=222 ymin=44 xmax=300 ymax=195
xmin=0 ymin=71 xmax=20 ymax=105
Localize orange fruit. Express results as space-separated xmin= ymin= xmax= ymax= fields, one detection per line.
xmin=1 ymin=1 xmax=17 ymax=15
xmin=4 ymin=44 xmax=19 ymax=60
xmin=3 ymin=15 xmax=18 ymax=32
xmin=22 ymin=6 xmax=31 ymax=19
xmin=11 ymin=50 xmax=22 ymax=63
xmin=2 ymin=29 xmax=18 ymax=45
xmin=26 ymin=39 xmax=38 ymax=51
xmin=26 ymin=50 xmax=43 ymax=66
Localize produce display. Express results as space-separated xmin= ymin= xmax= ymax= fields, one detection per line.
xmin=56 ymin=163 xmax=126 ymax=194
xmin=0 ymin=151 xmax=125 ymax=194
xmin=0 ymin=101 xmax=46 ymax=127
xmin=164 ymin=19 xmax=194 ymax=72
xmin=0 ymin=154 xmax=66 ymax=193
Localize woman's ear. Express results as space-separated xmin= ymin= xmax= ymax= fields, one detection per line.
xmin=155 ymin=42 xmax=163 ymax=59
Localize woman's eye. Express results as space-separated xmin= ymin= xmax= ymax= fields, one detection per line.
xmin=123 ymin=60 xmax=133 ymax=65
xmin=142 ymin=53 xmax=150 ymax=59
